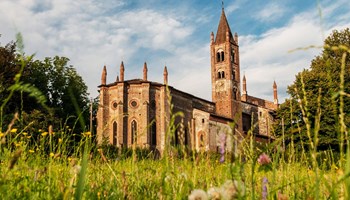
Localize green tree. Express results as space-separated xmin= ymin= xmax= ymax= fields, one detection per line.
xmin=274 ymin=28 xmax=350 ymax=150
xmin=0 ymin=37 xmax=89 ymax=133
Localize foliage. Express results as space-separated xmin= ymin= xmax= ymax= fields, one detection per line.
xmin=0 ymin=36 xmax=90 ymax=134
xmin=274 ymin=28 xmax=350 ymax=150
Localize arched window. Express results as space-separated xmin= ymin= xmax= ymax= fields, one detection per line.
xmin=217 ymin=50 xmax=225 ymax=62
xmin=231 ymin=50 xmax=235 ymax=63
xmin=221 ymin=71 xmax=225 ymax=78
xmin=113 ymin=121 xmax=117 ymax=145
xmin=233 ymin=87 xmax=237 ymax=100
xmin=218 ymin=71 xmax=221 ymax=79
xmin=131 ymin=120 xmax=137 ymax=144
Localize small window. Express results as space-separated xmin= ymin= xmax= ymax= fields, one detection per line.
xmin=202 ymin=119 xmax=205 ymax=123
xmin=218 ymin=71 xmax=221 ymax=79
xmin=221 ymin=51 xmax=225 ymax=61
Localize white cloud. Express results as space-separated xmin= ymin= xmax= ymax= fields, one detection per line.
xmin=0 ymin=0 xmax=349 ymax=105
xmin=254 ymin=3 xmax=287 ymax=22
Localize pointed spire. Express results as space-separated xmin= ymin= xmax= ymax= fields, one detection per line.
xmin=273 ymin=81 xmax=278 ymax=105
xmin=210 ymin=32 xmax=214 ymax=44
xmin=143 ymin=62 xmax=148 ymax=81
xmin=101 ymin=65 xmax=107 ymax=85
xmin=120 ymin=61 xmax=125 ymax=82
xmin=163 ymin=66 xmax=168 ymax=85
xmin=215 ymin=8 xmax=233 ymax=44
xmin=116 ymin=75 xmax=119 ymax=82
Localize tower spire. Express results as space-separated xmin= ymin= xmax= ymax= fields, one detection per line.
xmin=120 ymin=61 xmax=125 ymax=82
xmin=242 ymin=74 xmax=247 ymax=101
xmin=163 ymin=65 xmax=168 ymax=85
xmin=101 ymin=65 xmax=107 ymax=85
xmin=143 ymin=62 xmax=148 ymax=81
xmin=273 ymin=80 xmax=278 ymax=106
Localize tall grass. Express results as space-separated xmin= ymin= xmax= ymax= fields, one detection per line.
xmin=1 ymin=36 xmax=350 ymax=199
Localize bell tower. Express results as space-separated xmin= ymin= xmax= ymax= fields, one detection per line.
xmin=210 ymin=8 xmax=242 ymax=130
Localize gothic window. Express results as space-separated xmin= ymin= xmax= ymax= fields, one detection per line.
xmin=113 ymin=121 xmax=117 ymax=145
xmin=233 ymin=87 xmax=238 ymax=100
xmin=217 ymin=49 xmax=224 ymax=62
xmin=231 ymin=50 xmax=236 ymax=63
xmin=232 ymin=70 xmax=235 ymax=80
xmin=218 ymin=70 xmax=225 ymax=79
xmin=131 ymin=120 xmax=137 ymax=144
xmin=151 ymin=121 xmax=156 ymax=146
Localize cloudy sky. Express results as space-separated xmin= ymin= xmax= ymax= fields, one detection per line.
xmin=1 ymin=0 xmax=349 ymax=103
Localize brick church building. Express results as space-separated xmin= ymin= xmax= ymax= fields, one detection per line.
xmin=96 ymin=8 xmax=279 ymax=153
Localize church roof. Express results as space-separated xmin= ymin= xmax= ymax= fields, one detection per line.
xmin=215 ymin=9 xmax=234 ymax=44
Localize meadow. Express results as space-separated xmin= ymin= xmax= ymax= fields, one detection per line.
xmin=1 ymin=34 xmax=350 ymax=200
xmin=0 ymin=124 xmax=349 ymax=199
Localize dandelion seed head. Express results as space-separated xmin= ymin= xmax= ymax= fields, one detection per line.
xmin=188 ymin=189 xmax=208 ymax=200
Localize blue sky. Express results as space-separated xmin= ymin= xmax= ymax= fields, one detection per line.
xmin=1 ymin=0 xmax=350 ymax=103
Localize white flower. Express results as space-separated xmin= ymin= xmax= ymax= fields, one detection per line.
xmin=207 ymin=187 xmax=222 ymax=200
xmin=70 ymin=165 xmax=81 ymax=175
xmin=188 ymin=189 xmax=208 ymax=200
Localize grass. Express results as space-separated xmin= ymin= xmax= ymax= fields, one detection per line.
xmin=1 ymin=33 xmax=350 ymax=199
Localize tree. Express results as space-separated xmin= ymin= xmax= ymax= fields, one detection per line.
xmin=274 ymin=28 xmax=350 ymax=150
xmin=0 ymin=36 xmax=89 ymax=133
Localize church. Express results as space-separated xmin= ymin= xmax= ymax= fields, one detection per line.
xmin=96 ymin=8 xmax=279 ymax=153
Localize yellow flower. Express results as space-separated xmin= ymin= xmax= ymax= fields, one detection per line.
xmin=50 ymin=152 xmax=54 ymax=157
xmin=83 ymin=132 xmax=91 ymax=137
xmin=58 ymin=138 xmax=63 ymax=143
xmin=22 ymin=132 xmax=28 ymax=136
xmin=38 ymin=129 xmax=43 ymax=132
xmin=29 ymin=150 xmax=35 ymax=153
xmin=41 ymin=132 xmax=48 ymax=137
xmin=0 ymin=132 xmax=4 ymax=138
xmin=26 ymin=136 xmax=32 ymax=139
xmin=10 ymin=128 xmax=17 ymax=133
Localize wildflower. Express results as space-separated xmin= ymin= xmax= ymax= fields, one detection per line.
xmin=188 ymin=189 xmax=208 ymax=200
xmin=38 ymin=129 xmax=43 ymax=132
xmin=41 ymin=132 xmax=48 ymax=136
xmin=83 ymin=131 xmax=91 ymax=137
xmin=207 ymin=187 xmax=221 ymax=200
xmin=262 ymin=177 xmax=268 ymax=200
xmin=10 ymin=128 xmax=17 ymax=133
xmin=257 ymin=153 xmax=271 ymax=165
xmin=50 ymin=152 xmax=54 ymax=157
xmin=58 ymin=138 xmax=63 ymax=143
xmin=70 ymin=165 xmax=81 ymax=175
xmin=0 ymin=132 xmax=4 ymax=138
xmin=258 ymin=153 xmax=272 ymax=172
xmin=29 ymin=150 xmax=35 ymax=153
xmin=22 ymin=132 xmax=28 ymax=136
xmin=26 ymin=136 xmax=32 ymax=139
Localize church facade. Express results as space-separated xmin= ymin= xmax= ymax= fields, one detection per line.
xmin=96 ymin=9 xmax=279 ymax=153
